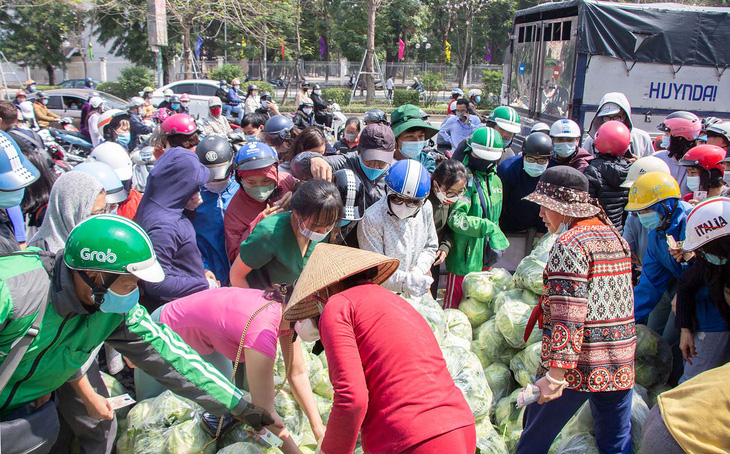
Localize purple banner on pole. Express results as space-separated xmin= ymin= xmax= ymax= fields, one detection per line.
xmin=320 ymin=36 xmax=326 ymax=58
xmin=485 ymin=41 xmax=492 ymax=62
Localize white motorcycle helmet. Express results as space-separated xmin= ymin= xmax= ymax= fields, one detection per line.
xmin=683 ymin=197 xmax=730 ymax=252
xmin=620 ymin=156 xmax=671 ymax=188
xmin=91 ymin=142 xmax=134 ymax=182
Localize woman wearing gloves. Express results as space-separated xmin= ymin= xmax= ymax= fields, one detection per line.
xmin=516 ymin=166 xmax=635 ymax=454
xmin=444 ymin=127 xmax=509 ymax=308
xmin=357 ymin=159 xmax=438 ymax=297
xmin=282 ymin=244 xmax=476 ymax=454
xmin=135 ymin=286 xmax=326 ymax=450
xmin=230 ymin=179 xmax=343 ymax=289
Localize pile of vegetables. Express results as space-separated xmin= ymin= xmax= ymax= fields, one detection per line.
xmin=111 ymin=234 xmax=674 ymax=454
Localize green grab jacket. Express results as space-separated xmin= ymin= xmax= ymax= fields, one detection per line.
xmin=445 ymin=164 xmax=509 ymax=277
xmin=0 ymin=249 xmax=248 ymax=417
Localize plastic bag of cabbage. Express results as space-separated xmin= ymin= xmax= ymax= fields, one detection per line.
xmin=509 ymin=343 xmax=542 ymax=388
xmin=496 ymin=299 xmax=542 ymax=349
xmin=634 ymin=324 xmax=673 ymax=388
xmin=441 ymin=345 xmax=493 ymax=421
xmin=472 ymin=319 xmax=520 ymax=368
xmin=494 ymin=389 xmax=525 ymax=452
xmin=438 ymin=309 xmax=473 ymax=350
xmin=475 ymin=419 xmax=509 ymax=454
xmin=459 ymin=269 xmax=513 ymax=327
xmin=404 ymin=293 xmax=446 ymax=341
xmin=512 ymin=233 xmax=556 ymax=295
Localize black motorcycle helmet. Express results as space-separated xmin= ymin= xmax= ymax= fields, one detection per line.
xmin=195 ymin=135 xmax=234 ymax=180
xmin=247 ymin=84 xmax=258 ymax=96
xmin=333 ymin=169 xmax=365 ymax=222
xmin=522 ymin=132 xmax=554 ymax=157
xmin=363 ymin=109 xmax=388 ymax=126
xmin=260 ymin=91 xmax=272 ymax=101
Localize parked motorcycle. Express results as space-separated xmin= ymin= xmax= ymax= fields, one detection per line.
xmin=47 ymin=127 xmax=93 ymax=160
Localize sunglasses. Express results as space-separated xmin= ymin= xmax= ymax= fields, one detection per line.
xmin=389 ymin=194 xmax=423 ymax=208
xmin=436 ymin=183 xmax=465 ymax=199
xmin=524 ymin=156 xmax=550 ymax=165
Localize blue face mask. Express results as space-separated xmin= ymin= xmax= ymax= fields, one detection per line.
xmin=475 ymin=96 xmax=481 ymax=103
xmin=523 ymin=161 xmax=548 ymax=177
xmin=116 ymin=133 xmax=131 ymax=147
xmin=703 ymin=253 xmax=728 ymax=266
xmin=0 ymin=188 xmax=25 ymax=208
xmin=339 ymin=219 xmax=351 ymax=227
xmin=358 ymin=157 xmax=388 ymax=181
xmin=244 ymin=135 xmax=259 ymax=142
xmin=660 ymin=135 xmax=670 ymax=149
xmin=553 ymin=142 xmax=576 ymax=158
xmin=504 ymin=138 xmax=513 ymax=148
xmin=171 ymin=103 xmax=181 ymax=110
xmin=100 ymin=287 xmax=140 ymax=314
xmin=399 ymin=140 xmax=426 ymax=159
xmin=638 ymin=211 xmax=662 ymax=230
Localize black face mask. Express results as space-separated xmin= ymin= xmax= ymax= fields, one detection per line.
xmin=468 ymin=155 xmax=496 ymax=174
xmin=667 ymin=136 xmax=694 ymax=160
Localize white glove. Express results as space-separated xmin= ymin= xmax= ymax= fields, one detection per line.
xmin=402 ymin=272 xmax=433 ymax=297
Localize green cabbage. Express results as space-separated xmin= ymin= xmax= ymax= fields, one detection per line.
xmin=314 ymin=394 xmax=333 ymax=425
xmin=308 ymin=352 xmax=334 ymax=400
xmin=438 ymin=309 xmax=473 ymax=349
xmin=459 ymin=297 xmax=492 ymax=328
xmin=648 ymin=384 xmax=672 ymax=408
xmin=404 ymin=293 xmax=446 ymax=340
xmin=472 ymin=319 xmax=520 ymax=368
xmin=475 ymin=419 xmax=509 ymax=454
xmin=217 ymin=442 xmax=263 ymax=454
xmin=634 ymin=325 xmax=673 ymax=387
xmin=462 ymin=272 xmax=496 ymax=304
xmin=162 ymin=416 xmax=216 ymax=454
xmin=487 ymin=268 xmax=513 ymax=293
xmin=126 ymin=391 xmax=200 ymax=432
xmin=275 ymin=390 xmax=304 ymax=443
xmin=484 ymin=362 xmax=513 ymax=404
xmin=496 ymin=300 xmax=541 ymax=349
xmin=512 ymin=233 xmax=556 ymax=294
xmin=509 ymin=342 xmax=542 ymax=387
xmin=494 ymin=389 xmax=525 ymax=452
xmin=441 ymin=345 xmax=493 ymax=421
xmin=555 ymin=433 xmax=600 ymax=454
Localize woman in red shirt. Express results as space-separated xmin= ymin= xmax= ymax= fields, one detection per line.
xmin=283 ymin=244 xmax=475 ymax=454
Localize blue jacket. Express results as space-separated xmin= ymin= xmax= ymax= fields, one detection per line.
xmin=496 ymin=155 xmax=552 ymax=233
xmin=135 ymin=147 xmax=211 ymax=311
xmin=226 ymin=88 xmax=243 ymax=106
xmin=129 ymin=113 xmax=152 ymax=151
xmin=633 ymin=200 xmax=692 ymax=323
xmin=193 ymin=179 xmax=239 ymax=287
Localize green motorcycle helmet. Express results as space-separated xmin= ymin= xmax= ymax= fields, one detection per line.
xmin=64 ymin=214 xmax=164 ymax=283
xmin=467 ymin=127 xmax=504 ymax=162
xmin=488 ymin=106 xmax=522 ymax=134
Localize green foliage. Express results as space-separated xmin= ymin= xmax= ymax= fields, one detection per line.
xmin=483 ymin=70 xmax=502 ymax=97
xmin=209 ymin=64 xmax=244 ymax=84
xmin=95 ymin=82 xmax=125 ymax=99
xmin=421 ymin=72 xmax=445 ymax=107
xmin=322 ymin=88 xmax=350 ymax=106
xmin=116 ymin=66 xmax=155 ymax=99
xmin=393 ymin=89 xmax=420 ymax=107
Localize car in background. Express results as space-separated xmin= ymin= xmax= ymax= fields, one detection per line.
xmin=27 ymin=89 xmax=128 ymax=128
xmin=151 ymin=80 xmax=244 ymax=119
xmin=58 ymin=79 xmax=102 ymax=89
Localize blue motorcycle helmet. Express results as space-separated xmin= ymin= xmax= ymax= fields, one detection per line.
xmin=384 ymin=159 xmax=430 ymax=219
xmin=0 ymin=130 xmax=40 ymax=191
xmin=234 ymin=142 xmax=278 ymax=172
xmin=262 ymin=115 xmax=295 ymax=147
xmin=73 ymin=160 xmax=128 ymax=204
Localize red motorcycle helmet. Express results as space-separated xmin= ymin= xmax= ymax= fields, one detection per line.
xmin=161 ymin=114 xmax=197 ymax=135
xmin=658 ymin=111 xmax=701 ymax=141
xmin=594 ymin=120 xmax=631 ymax=156
xmin=678 ymin=144 xmax=726 ymax=172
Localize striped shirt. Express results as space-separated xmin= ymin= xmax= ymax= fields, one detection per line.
xmin=538 ymin=218 xmax=636 ymax=392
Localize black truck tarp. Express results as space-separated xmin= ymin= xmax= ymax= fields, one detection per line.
xmin=514 ymin=0 xmax=730 ymax=68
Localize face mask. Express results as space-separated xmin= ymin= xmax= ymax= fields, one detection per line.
xmin=205 ymin=179 xmax=230 ymax=193
xmin=660 ymin=135 xmax=670 ymax=149
xmin=523 ymin=160 xmax=548 ymax=177
xmin=100 ymin=287 xmax=140 ymax=314
xmin=555 ymin=219 xmax=571 ymax=235
xmin=210 ymin=107 xmax=222 ymax=117
xmin=435 ymin=191 xmax=460 ymax=205
xmin=243 ymin=183 xmax=276 ymax=202
xmin=704 ymin=253 xmax=728 ymax=266
xmin=116 ymin=133 xmax=131 ymax=147
xmin=171 ymin=104 xmax=180 ymax=110
xmin=233 ymin=85 xmax=240 ymax=90
xmin=298 ymin=219 xmax=331 ymax=243
xmin=313 ymin=90 xmax=321 ymax=96
xmin=339 ymin=219 xmax=351 ymax=227
xmin=388 ymin=199 xmax=421 ymax=219
xmin=358 ymin=157 xmax=388 ymax=181
xmin=638 ymin=211 xmax=662 ymax=230
xmin=687 ymin=175 xmax=701 ymax=192
xmin=302 ymin=108 xmax=313 ymax=116
xmin=553 ymin=142 xmax=576 ymax=158
xmin=504 ymin=138 xmax=513 ymax=148
xmin=181 ymin=102 xmax=189 ymax=108
xmin=475 ymin=96 xmax=481 ymax=103
xmin=261 ymin=101 xmax=268 ymax=109
xmin=0 ymin=188 xmax=25 ymax=208
xmin=29 ymin=86 xmax=36 ymax=92
xmin=400 ymin=140 xmax=427 ymax=159
xmin=303 ymin=88 xmax=309 ymax=93
xmin=244 ymin=135 xmax=259 ymax=142
xmin=294 ymin=319 xmax=320 ymax=342
xmin=724 ymin=171 xmax=730 ymax=186
xmin=468 ymin=155 xmax=494 ymax=173
xmin=345 ymin=133 xmax=359 ymax=143
xmin=42 ymin=99 xmax=48 ymax=105
xmin=70 ymin=105 xmax=78 ymax=110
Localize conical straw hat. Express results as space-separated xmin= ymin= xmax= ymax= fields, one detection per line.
xmin=283 ymin=243 xmax=399 ymax=321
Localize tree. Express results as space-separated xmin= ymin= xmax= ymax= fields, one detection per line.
xmin=0 ymin=0 xmax=87 ymax=85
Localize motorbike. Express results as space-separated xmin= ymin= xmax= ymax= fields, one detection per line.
xmin=36 ymin=129 xmax=76 ymax=173
xmin=47 ymin=127 xmax=93 ymax=160
xmin=59 ymin=116 xmax=79 ymax=133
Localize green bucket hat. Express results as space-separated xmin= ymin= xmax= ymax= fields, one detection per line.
xmin=390 ymin=104 xmax=440 ymax=140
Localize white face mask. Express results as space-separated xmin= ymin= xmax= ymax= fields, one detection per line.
xmin=302 ymin=108 xmax=313 ymax=116
xmin=435 ymin=191 xmax=460 ymax=205
xmin=389 ymin=200 xmax=420 ymax=219
xmin=687 ymin=175 xmax=701 ymax=192
xmin=204 ymin=179 xmax=230 ymax=193
xmin=294 ymin=319 xmax=320 ymax=342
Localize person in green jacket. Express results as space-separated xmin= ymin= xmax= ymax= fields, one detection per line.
xmin=0 ymin=214 xmax=274 ymax=453
xmin=444 ymin=127 xmax=509 ymax=308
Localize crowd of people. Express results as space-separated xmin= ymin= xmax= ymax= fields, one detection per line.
xmin=0 ymin=78 xmax=728 ymax=454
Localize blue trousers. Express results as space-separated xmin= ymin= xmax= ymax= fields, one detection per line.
xmin=515 ymin=388 xmax=633 ymax=454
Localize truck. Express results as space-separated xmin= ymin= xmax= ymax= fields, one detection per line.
xmin=501 ymin=0 xmax=730 ymax=138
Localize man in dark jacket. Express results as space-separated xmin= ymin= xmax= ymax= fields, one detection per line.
xmin=549 ymin=119 xmax=593 ymax=172
xmin=134 ymin=127 xmax=213 ymax=311
xmin=128 ymin=97 xmax=152 ymax=150
xmin=311 ymin=84 xmax=332 ymax=127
